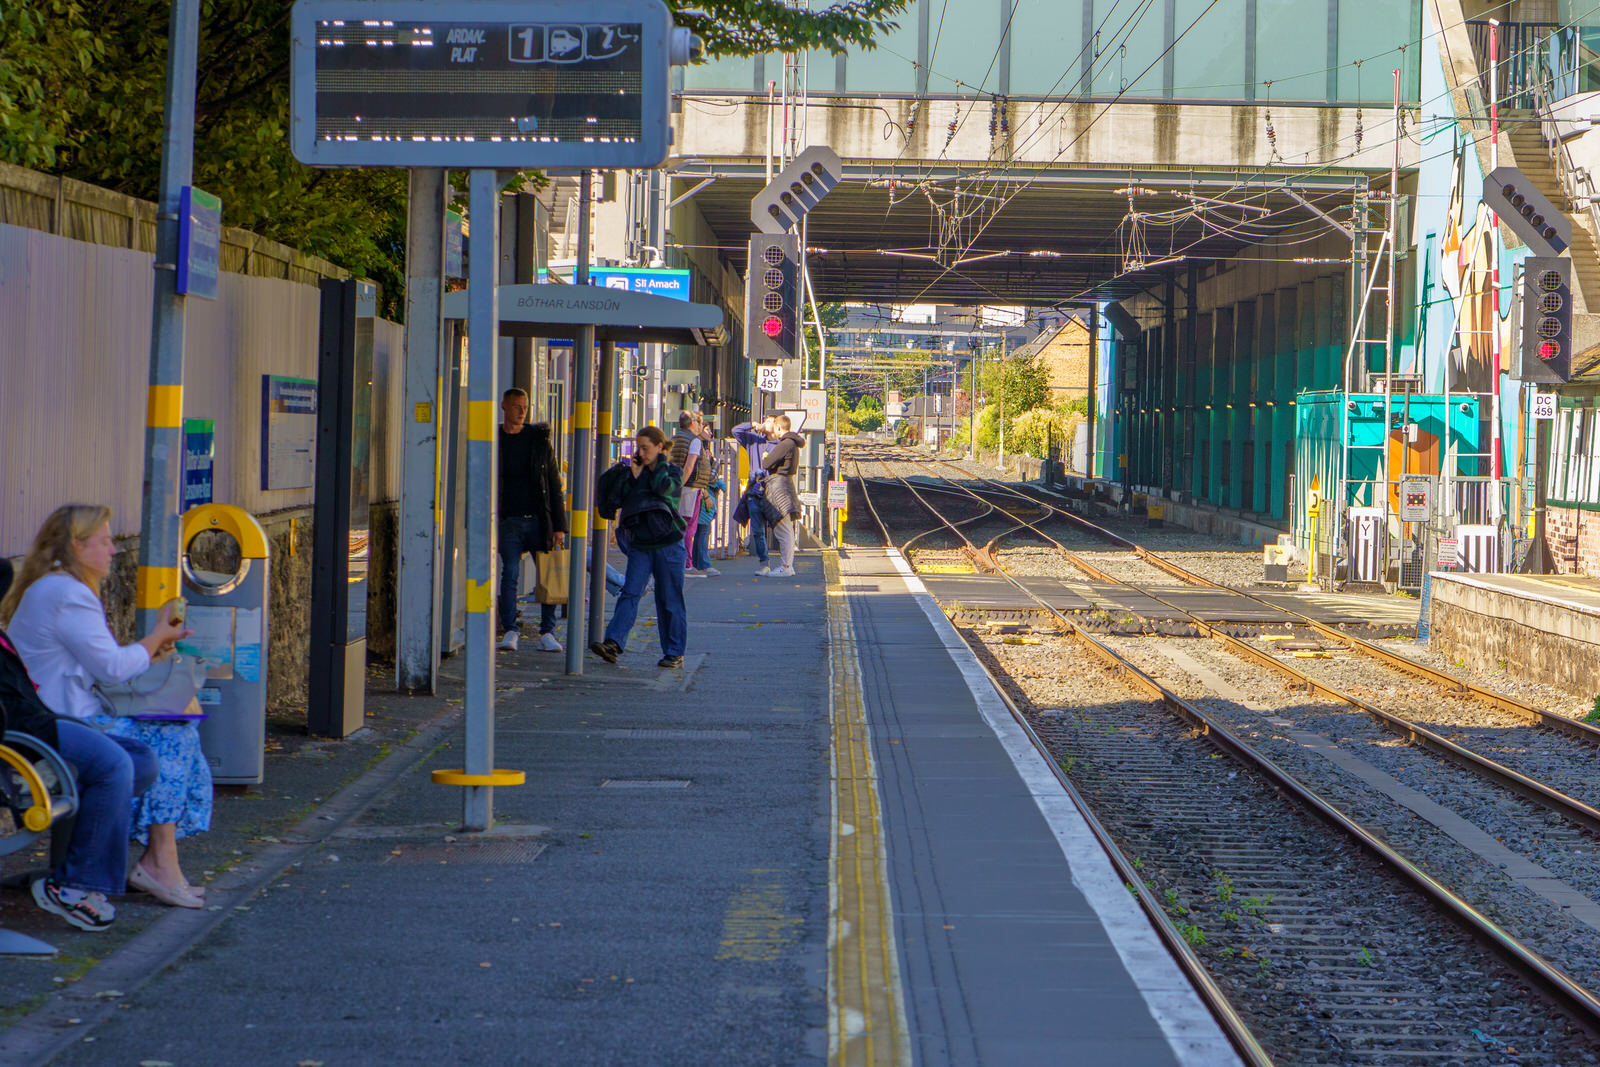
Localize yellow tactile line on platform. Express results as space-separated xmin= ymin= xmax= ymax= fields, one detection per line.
xmin=824 ymin=550 xmax=912 ymax=1067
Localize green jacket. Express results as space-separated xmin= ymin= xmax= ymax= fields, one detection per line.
xmin=617 ymin=459 xmax=686 ymax=549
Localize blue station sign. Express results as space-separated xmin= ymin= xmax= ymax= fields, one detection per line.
xmin=176 ymin=185 xmax=222 ymax=301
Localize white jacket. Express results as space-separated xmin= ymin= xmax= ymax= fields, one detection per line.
xmin=8 ymin=572 xmax=150 ymax=720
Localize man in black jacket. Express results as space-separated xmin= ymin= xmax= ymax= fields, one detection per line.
xmin=498 ymin=388 xmax=568 ymax=653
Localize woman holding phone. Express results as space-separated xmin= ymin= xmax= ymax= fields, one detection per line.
xmin=589 ymin=426 xmax=689 ymax=668
xmin=2 ymin=505 xmax=213 ymax=909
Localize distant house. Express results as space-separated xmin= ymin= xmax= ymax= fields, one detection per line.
xmin=1013 ymin=316 xmax=1094 ymax=405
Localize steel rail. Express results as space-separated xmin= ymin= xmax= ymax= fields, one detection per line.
xmin=883 ymin=450 xmax=1600 ymax=835
xmin=1013 ymin=479 xmax=1600 ymax=744
xmin=855 ymin=456 xmax=1600 ymax=1037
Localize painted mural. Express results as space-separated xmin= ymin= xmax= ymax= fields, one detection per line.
xmin=1434 ymin=136 xmax=1505 ymax=397
xmin=1414 ymin=5 xmax=1533 ymax=503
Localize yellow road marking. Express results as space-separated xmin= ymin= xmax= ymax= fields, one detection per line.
xmin=825 ymin=550 xmax=910 ymax=1067
xmin=716 ymin=870 xmax=803 ymax=962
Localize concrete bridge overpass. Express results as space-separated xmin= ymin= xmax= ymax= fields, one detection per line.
xmin=667 ymin=95 xmax=1412 ymax=306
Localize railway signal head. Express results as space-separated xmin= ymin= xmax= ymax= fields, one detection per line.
xmin=1518 ymin=256 xmax=1573 ymax=385
xmin=744 ymin=232 xmax=800 ymax=363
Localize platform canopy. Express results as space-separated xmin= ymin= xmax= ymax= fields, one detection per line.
xmin=441 ymin=284 xmax=725 ymax=346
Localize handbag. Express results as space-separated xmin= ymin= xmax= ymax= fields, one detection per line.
xmin=94 ymin=654 xmax=209 ymax=718
xmin=758 ymin=496 xmax=785 ymax=526
xmin=535 ymin=549 xmax=570 ymax=605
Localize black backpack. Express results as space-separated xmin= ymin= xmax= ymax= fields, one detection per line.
xmin=0 ymin=629 xmax=60 ymax=749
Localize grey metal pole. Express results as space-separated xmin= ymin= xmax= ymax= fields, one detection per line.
xmin=398 ymin=168 xmax=447 ymax=692
xmin=589 ymin=339 xmax=617 ymax=646
xmin=565 ymin=171 xmax=595 ymax=674
xmin=463 ymin=169 xmax=501 ymax=831
xmin=134 ymin=0 xmax=201 ymax=635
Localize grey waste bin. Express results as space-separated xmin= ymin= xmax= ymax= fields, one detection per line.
xmin=180 ymin=504 xmax=270 ymax=785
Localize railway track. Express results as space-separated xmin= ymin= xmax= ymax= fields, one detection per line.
xmin=845 ymin=445 xmax=1600 ymax=1064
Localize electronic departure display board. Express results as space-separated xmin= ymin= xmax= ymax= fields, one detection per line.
xmin=290 ymin=0 xmax=679 ymax=169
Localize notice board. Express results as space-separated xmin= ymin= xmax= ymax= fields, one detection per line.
xmin=261 ymin=375 xmax=317 ymax=490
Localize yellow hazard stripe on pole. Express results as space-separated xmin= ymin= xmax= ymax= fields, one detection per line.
xmin=573 ymin=401 xmax=591 ymax=431
xmin=569 ymin=511 xmax=589 ymax=539
xmin=136 ymin=566 xmax=180 ymax=610
xmin=465 ymin=578 xmax=492 ymax=613
xmin=146 ymin=385 xmax=183 ymax=429
xmin=468 ymin=400 xmax=495 ymax=442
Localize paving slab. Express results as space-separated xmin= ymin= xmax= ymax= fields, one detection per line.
xmin=23 ymin=553 xmax=833 ymax=1066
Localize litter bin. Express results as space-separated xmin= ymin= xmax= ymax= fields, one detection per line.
xmin=180 ymin=504 xmax=270 ymax=785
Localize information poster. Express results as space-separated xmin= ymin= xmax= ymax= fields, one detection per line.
xmin=261 ymin=375 xmax=317 ymax=490
xmin=180 ymin=605 xmax=235 ymax=680
xmin=182 ymin=418 xmax=214 ymax=510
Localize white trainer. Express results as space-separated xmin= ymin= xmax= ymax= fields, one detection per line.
xmin=497 ymin=630 xmax=520 ymax=652
xmin=537 ymin=632 xmax=563 ymax=653
xmin=770 ymin=566 xmax=797 ymax=577
xmin=755 ymin=565 xmax=772 ymax=576
xmin=700 ymin=567 xmax=721 ymax=577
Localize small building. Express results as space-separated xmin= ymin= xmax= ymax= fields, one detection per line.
xmin=1011 ymin=315 xmax=1094 ymax=407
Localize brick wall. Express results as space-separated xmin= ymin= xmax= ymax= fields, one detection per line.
xmin=1036 ymin=319 xmax=1094 ymax=403
xmin=1543 ymin=506 xmax=1600 ymax=575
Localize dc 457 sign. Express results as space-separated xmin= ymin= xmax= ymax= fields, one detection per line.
xmin=757 ymin=365 xmax=783 ymax=393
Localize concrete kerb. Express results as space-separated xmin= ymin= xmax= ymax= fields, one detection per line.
xmin=0 ymin=699 xmax=466 ymax=1067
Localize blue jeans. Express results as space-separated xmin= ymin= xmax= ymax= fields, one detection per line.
xmin=498 ymin=515 xmax=559 ymax=635
xmin=591 ymin=543 xmax=625 ymax=596
xmin=52 ymin=721 xmax=158 ymax=895
xmin=692 ymin=515 xmax=713 ymax=570
xmin=746 ymin=491 xmax=769 ymax=564
xmin=605 ymin=537 xmax=687 ymax=656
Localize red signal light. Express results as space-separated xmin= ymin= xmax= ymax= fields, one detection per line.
xmin=762 ymin=315 xmax=784 ymax=338
xmin=1540 ymin=340 xmax=1562 ymax=360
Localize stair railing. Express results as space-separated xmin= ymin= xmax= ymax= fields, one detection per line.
xmin=1532 ymin=71 xmax=1600 ymax=249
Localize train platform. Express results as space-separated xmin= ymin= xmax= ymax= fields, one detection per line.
xmin=1428 ymin=570 xmax=1600 ymax=698
xmin=1 ymin=544 xmax=1236 ymax=1065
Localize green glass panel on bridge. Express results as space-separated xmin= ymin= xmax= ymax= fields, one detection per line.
xmin=682 ymin=0 xmax=1422 ymax=103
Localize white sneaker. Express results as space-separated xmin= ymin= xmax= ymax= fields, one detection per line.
xmin=685 ymin=569 xmax=708 ymax=578
xmin=755 ymin=565 xmax=772 ymax=576
xmin=771 ymin=566 xmax=797 ymax=577
xmin=699 ymin=567 xmax=721 ymax=577
xmin=537 ymin=632 xmax=563 ymax=653
xmin=497 ymin=630 xmax=519 ymax=652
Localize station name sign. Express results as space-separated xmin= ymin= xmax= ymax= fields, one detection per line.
xmin=290 ymin=0 xmax=682 ymax=169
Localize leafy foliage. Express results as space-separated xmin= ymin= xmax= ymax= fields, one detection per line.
xmin=1 ymin=0 xmax=907 ymax=314
xmin=1008 ymin=405 xmax=1084 ymax=459
xmin=677 ymin=1 xmax=908 ymax=59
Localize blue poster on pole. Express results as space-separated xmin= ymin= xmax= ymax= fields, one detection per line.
xmin=183 ymin=418 xmax=215 ymax=510
xmin=176 ymin=186 xmax=222 ymax=300
xmin=445 ymin=209 xmax=465 ymax=280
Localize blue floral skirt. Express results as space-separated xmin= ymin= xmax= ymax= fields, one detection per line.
xmin=98 ymin=715 xmax=213 ymax=843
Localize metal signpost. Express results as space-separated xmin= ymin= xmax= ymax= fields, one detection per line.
xmin=135 ymin=0 xmax=204 ymax=638
xmin=290 ymin=0 xmax=695 ymax=828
